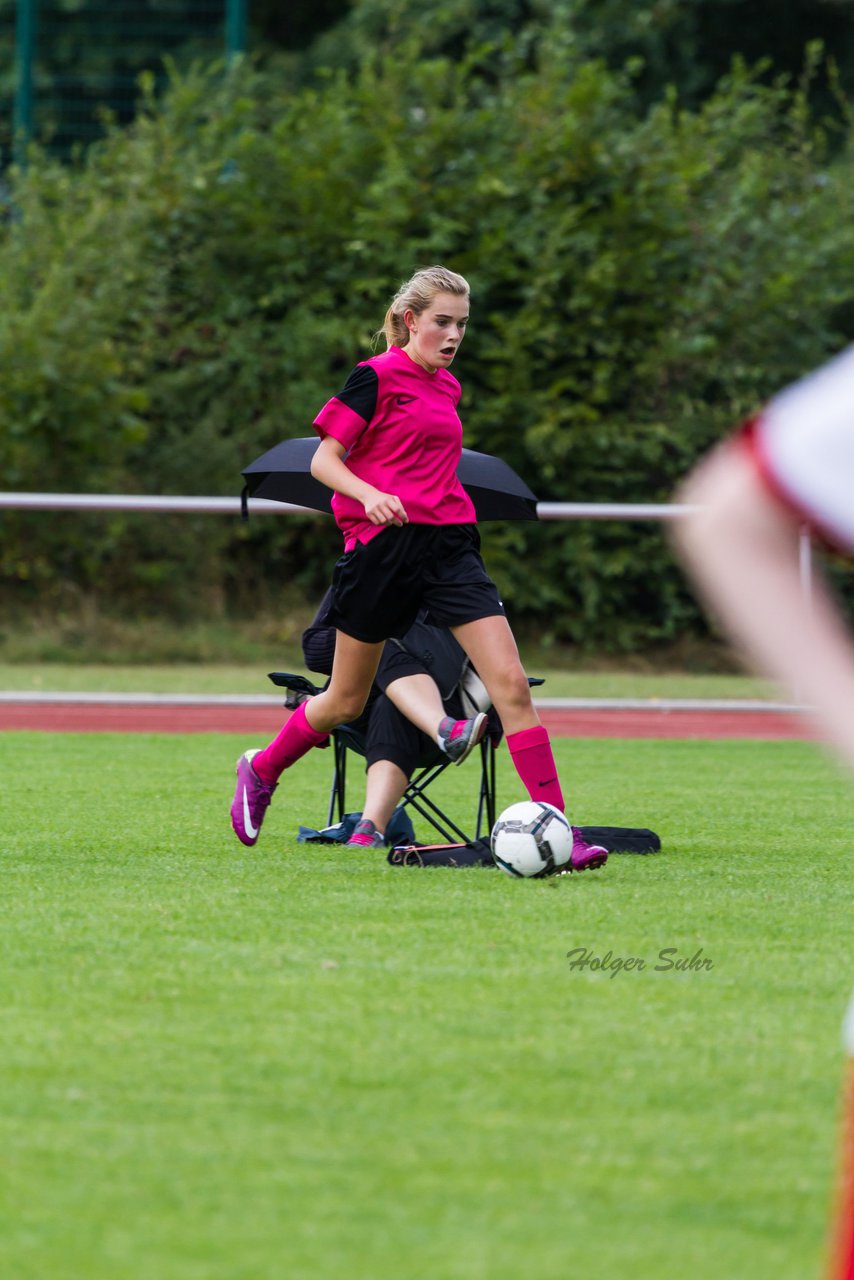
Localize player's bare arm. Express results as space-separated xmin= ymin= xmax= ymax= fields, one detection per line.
xmin=675 ymin=440 xmax=854 ymax=771
xmin=310 ymin=435 xmax=408 ymax=526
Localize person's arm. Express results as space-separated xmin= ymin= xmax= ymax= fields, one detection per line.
xmin=674 ymin=440 xmax=854 ymax=769
xmin=310 ymin=436 xmax=408 ymax=528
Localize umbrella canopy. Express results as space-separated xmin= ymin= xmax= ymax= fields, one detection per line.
xmin=242 ymin=437 xmax=538 ymax=522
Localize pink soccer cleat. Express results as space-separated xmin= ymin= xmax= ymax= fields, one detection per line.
xmin=230 ymin=750 xmax=277 ymax=846
xmin=568 ymin=827 xmax=608 ymax=872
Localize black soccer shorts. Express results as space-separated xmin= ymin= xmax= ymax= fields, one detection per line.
xmin=326 ymin=523 xmax=504 ymax=645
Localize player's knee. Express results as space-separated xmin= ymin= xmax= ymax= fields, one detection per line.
xmin=493 ymin=663 xmax=532 ymax=711
xmin=336 ymin=689 xmax=369 ymax=722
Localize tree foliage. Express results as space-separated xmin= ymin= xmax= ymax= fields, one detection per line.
xmin=2 ymin=29 xmax=854 ymax=649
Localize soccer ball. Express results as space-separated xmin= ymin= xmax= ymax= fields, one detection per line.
xmin=490 ymin=800 xmax=573 ymax=878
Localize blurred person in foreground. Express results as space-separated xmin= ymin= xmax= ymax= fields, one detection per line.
xmin=674 ymin=344 xmax=854 ymax=1280
xmin=673 ymin=343 xmax=854 ymax=772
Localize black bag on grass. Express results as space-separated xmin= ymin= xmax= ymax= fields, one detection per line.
xmin=578 ymin=826 xmax=661 ymax=855
xmin=388 ymin=839 xmax=494 ymax=868
xmin=387 ymin=827 xmax=661 ymax=868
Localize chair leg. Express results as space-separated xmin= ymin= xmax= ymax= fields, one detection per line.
xmin=328 ymin=736 xmax=348 ymax=826
xmin=402 ymin=763 xmax=472 ymax=844
xmin=326 ymin=736 xmax=491 ymax=847
xmin=404 ymin=790 xmax=470 ymax=844
xmin=487 ymin=737 xmax=496 ymax=831
xmin=476 ymin=738 xmax=497 ymax=840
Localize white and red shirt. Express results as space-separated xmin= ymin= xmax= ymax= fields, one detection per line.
xmin=313 ymin=345 xmax=476 ymax=549
xmin=744 ymin=343 xmax=854 ymax=556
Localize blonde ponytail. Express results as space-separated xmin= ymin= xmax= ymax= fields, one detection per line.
xmin=379 ymin=265 xmax=470 ymax=350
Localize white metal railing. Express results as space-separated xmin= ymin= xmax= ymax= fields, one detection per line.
xmin=0 ymin=492 xmax=696 ymax=519
xmin=0 ymin=492 xmax=308 ymax=515
xmin=537 ymin=502 xmax=697 ymax=521
xmin=0 ymin=492 xmax=814 ymax=598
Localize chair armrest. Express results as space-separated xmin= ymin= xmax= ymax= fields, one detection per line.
xmin=268 ymin=671 xmax=323 ymax=708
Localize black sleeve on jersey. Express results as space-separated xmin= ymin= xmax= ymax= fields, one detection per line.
xmin=333 ymin=364 xmax=378 ymax=423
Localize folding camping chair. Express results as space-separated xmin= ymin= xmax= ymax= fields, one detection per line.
xmin=267 ymin=671 xmax=544 ymax=845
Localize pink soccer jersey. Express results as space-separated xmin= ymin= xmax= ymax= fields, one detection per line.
xmin=745 ymin=343 xmax=854 ymax=556
xmin=313 ymin=345 xmax=476 ymax=548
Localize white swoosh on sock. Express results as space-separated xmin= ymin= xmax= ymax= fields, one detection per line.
xmin=242 ymin=787 xmax=258 ymax=839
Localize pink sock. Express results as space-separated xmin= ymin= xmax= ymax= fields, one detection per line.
xmin=506 ymin=725 xmax=565 ymax=811
xmin=252 ymin=701 xmax=329 ymax=785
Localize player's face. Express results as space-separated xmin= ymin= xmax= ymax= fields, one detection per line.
xmin=404 ymin=292 xmax=469 ymax=372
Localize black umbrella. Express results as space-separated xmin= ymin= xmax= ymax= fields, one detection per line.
xmin=241 ymin=437 xmax=538 ymax=522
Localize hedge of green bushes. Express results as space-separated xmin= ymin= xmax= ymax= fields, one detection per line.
xmin=2 ymin=34 xmax=853 ymax=650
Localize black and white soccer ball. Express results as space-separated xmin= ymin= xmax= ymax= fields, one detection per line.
xmin=490 ymin=800 xmax=573 ymax=878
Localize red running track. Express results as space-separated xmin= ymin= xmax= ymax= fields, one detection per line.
xmin=0 ymin=701 xmax=817 ymax=740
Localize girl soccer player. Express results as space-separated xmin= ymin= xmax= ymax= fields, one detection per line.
xmin=230 ymin=265 xmax=606 ymax=872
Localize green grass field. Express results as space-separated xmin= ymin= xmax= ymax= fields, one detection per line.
xmin=3 ymin=731 xmax=853 ymax=1279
